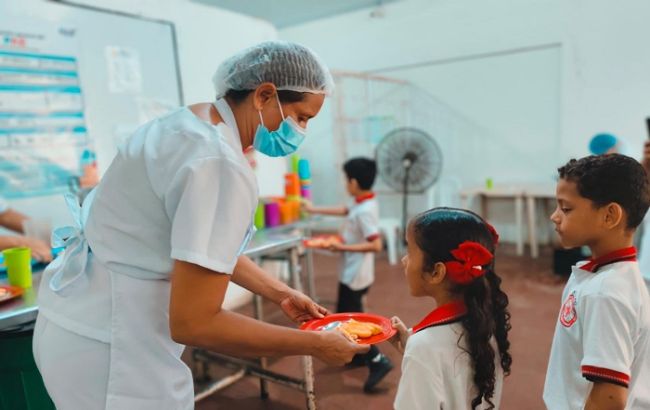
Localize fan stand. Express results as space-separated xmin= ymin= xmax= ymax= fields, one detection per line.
xmin=401 ymin=152 xmax=417 ymax=242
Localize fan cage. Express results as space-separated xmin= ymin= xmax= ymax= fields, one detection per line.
xmin=375 ymin=127 xmax=443 ymax=193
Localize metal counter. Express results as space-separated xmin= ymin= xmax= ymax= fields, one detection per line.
xmin=0 ymin=230 xmax=306 ymax=331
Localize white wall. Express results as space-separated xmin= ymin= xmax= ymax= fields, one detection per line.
xmin=561 ymin=0 xmax=650 ymax=159
xmin=282 ymin=0 xmax=650 ymax=241
xmin=1 ymin=0 xmax=283 ymax=231
xmin=65 ymin=0 xmax=287 ymax=197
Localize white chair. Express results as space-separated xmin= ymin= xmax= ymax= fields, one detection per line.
xmin=430 ymin=176 xmax=462 ymax=208
xmin=379 ymin=217 xmax=401 ymax=265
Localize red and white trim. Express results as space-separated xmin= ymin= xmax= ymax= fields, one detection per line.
xmin=366 ymin=233 xmax=380 ymax=242
xmin=581 ymin=365 xmax=630 ymax=388
xmin=355 ymin=192 xmax=376 ymax=204
xmin=412 ymin=300 xmax=467 ymax=334
xmin=579 ymin=247 xmax=637 ymax=273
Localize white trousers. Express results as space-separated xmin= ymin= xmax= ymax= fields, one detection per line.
xmin=33 ymin=249 xmax=194 ymax=410
xmin=33 ymin=315 xmax=110 ymax=410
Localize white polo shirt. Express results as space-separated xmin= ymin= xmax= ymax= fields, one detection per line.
xmin=395 ymin=300 xmax=504 ymax=410
xmin=340 ymin=193 xmax=380 ymax=290
xmin=544 ymin=247 xmax=650 ymax=409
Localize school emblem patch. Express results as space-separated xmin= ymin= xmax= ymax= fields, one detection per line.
xmin=560 ymin=292 xmax=577 ymax=327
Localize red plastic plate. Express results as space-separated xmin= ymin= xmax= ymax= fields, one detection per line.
xmin=0 ymin=285 xmax=24 ymax=304
xmin=300 ymin=312 xmax=396 ymax=345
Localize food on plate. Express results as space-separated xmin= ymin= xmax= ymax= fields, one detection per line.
xmin=304 ymin=235 xmax=342 ymax=248
xmin=337 ymin=319 xmax=383 ymax=341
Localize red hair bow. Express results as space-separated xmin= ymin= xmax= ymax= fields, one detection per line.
xmin=445 ymin=241 xmax=494 ymax=285
xmin=486 ymin=222 xmax=499 ymax=245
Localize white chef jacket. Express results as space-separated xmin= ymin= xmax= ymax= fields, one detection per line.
xmin=39 ymin=98 xmax=258 ymax=342
xmin=35 ymin=99 xmax=259 ymax=410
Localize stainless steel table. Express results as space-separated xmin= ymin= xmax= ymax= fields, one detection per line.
xmin=0 ymin=229 xmax=318 ymax=331
xmin=255 ymin=216 xmax=325 ymax=300
xmin=0 ymin=272 xmax=42 ymax=331
xmin=0 ymin=229 xmax=319 ymax=409
xmin=192 ymin=229 xmax=317 ymax=409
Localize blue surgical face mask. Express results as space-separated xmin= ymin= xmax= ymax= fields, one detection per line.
xmin=253 ymin=95 xmax=306 ymax=157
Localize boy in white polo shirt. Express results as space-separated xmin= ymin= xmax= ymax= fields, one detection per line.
xmin=303 ymin=157 xmax=393 ymax=392
xmin=544 ymin=154 xmax=650 ymax=409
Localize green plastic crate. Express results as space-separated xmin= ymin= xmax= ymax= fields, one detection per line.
xmin=0 ymin=325 xmax=54 ymax=410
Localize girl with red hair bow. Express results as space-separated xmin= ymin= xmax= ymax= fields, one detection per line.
xmin=391 ymin=207 xmax=511 ymax=410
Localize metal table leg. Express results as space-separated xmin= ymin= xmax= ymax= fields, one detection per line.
xmin=302 ymin=225 xmax=317 ymax=300
xmin=526 ymin=195 xmax=539 ymax=258
xmin=302 ymin=355 xmax=316 ymax=410
xmin=253 ymin=293 xmax=269 ymax=399
xmin=289 ymin=248 xmax=316 ymax=409
xmin=515 ymin=195 xmax=524 ymax=256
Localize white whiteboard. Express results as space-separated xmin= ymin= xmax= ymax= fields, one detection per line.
xmin=0 ymin=0 xmax=182 ymax=225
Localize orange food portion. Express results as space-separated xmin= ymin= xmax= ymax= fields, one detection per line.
xmin=338 ymin=319 xmax=383 ymax=341
xmin=305 ymin=235 xmax=342 ymax=248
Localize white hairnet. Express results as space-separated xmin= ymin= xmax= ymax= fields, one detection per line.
xmin=213 ymin=41 xmax=334 ymax=98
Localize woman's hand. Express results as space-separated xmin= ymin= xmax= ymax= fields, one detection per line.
xmin=279 ymin=289 xmax=328 ymax=323
xmin=389 ymin=316 xmax=410 ymax=354
xmin=314 ymin=330 xmax=370 ymax=366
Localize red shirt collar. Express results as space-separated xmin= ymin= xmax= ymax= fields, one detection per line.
xmin=579 ymin=246 xmax=637 ymax=273
xmin=355 ymin=192 xmax=376 ymax=204
xmin=412 ymin=300 xmax=467 ymax=334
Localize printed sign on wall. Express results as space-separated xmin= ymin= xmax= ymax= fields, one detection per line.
xmin=0 ymin=18 xmax=95 ymax=198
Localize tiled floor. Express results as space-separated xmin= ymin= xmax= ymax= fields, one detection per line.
xmin=191 ymin=245 xmax=566 ymax=409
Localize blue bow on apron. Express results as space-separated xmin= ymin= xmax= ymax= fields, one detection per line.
xmin=47 ymin=189 xmax=96 ymax=297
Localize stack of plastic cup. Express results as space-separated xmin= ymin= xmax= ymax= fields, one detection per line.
xmin=264 ymin=201 xmax=281 ymax=227
xmin=254 ymin=202 xmax=266 ymax=229
xmin=3 ymin=247 xmax=32 ymax=288
xmin=285 ymin=173 xmax=300 ymax=198
xmin=286 ymin=198 xmax=300 ymax=222
xmin=291 ymin=154 xmax=301 ymax=174
xmin=279 ymin=200 xmax=294 ymax=224
xmin=298 ymin=159 xmax=311 ymax=200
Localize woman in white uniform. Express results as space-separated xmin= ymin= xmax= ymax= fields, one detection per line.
xmin=32 ymin=41 xmax=368 ymax=410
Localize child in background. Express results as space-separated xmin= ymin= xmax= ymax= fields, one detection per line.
xmin=544 ymin=154 xmax=650 ymax=409
xmin=390 ymin=207 xmax=511 ymax=410
xmin=302 ymin=157 xmax=393 ymax=392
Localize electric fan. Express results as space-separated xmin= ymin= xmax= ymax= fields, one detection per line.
xmin=375 ymin=127 xmax=443 ymax=235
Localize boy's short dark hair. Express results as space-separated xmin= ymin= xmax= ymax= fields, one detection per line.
xmin=558 ymin=154 xmax=650 ymax=229
xmin=343 ymin=157 xmax=377 ymax=190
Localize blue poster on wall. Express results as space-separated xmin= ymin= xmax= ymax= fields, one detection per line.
xmin=0 ymin=18 xmax=94 ymax=198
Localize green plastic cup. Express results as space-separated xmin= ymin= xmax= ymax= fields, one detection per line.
xmin=3 ymin=247 xmax=32 ymax=288
xmin=291 ymin=154 xmax=301 ymax=174
xmin=254 ymin=202 xmax=266 ymax=230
